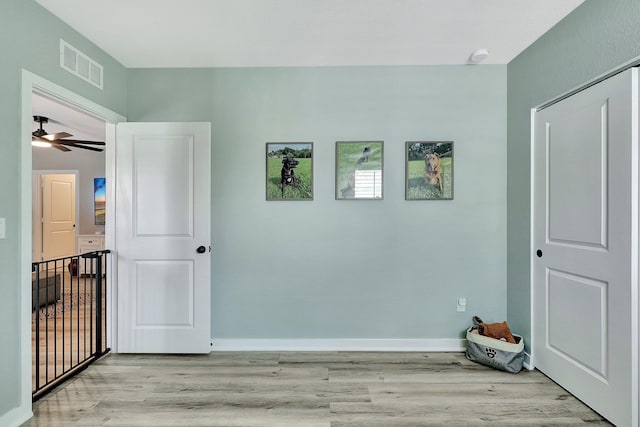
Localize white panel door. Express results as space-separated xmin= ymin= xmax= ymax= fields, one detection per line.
xmin=116 ymin=122 xmax=211 ymax=353
xmin=533 ymin=69 xmax=638 ymax=427
xmin=42 ymin=173 xmax=76 ymax=261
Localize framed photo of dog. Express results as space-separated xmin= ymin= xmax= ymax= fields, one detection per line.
xmin=405 ymin=141 xmax=454 ymax=200
xmin=266 ymin=142 xmax=314 ymax=200
xmin=335 ymin=141 xmax=383 ymax=200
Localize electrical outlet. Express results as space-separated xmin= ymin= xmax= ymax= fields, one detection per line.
xmin=0 ymin=218 xmax=5 ymax=239
xmin=457 ymin=297 xmax=466 ymax=312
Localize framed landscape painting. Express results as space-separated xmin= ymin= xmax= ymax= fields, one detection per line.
xmin=94 ymin=177 xmax=106 ymax=225
xmin=335 ymin=141 xmax=383 ymax=200
xmin=266 ymin=143 xmax=313 ymax=201
xmin=405 ymin=141 xmax=453 ymax=200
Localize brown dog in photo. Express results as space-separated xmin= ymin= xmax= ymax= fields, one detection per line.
xmin=423 ymin=153 xmax=443 ymax=192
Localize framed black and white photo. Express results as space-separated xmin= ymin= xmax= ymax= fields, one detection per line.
xmin=335 ymin=141 xmax=383 ymax=200
xmin=405 ymin=141 xmax=453 ymax=200
xmin=266 ymin=142 xmax=313 ymax=201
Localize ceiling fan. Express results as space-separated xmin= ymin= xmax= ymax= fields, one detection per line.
xmin=32 ymin=115 xmax=105 ymax=152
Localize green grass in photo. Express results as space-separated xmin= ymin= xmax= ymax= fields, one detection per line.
xmin=266 ymin=157 xmax=313 ymax=200
xmin=406 ymin=157 xmax=453 ymax=199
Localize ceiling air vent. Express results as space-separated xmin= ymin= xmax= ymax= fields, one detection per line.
xmin=59 ymin=39 xmax=103 ymax=90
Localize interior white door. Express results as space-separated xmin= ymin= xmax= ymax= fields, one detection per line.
xmin=533 ymin=69 xmax=638 ymax=426
xmin=42 ymin=173 xmax=76 ymax=261
xmin=116 ymin=122 xmax=211 ymax=353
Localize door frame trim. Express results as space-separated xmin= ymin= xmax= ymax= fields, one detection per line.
xmin=529 ymin=107 xmax=537 ymax=370
xmin=631 ymin=69 xmax=639 ymax=427
xmin=20 ymin=70 xmax=125 ymax=417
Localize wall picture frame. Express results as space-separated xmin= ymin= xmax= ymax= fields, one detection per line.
xmin=405 ymin=141 xmax=454 ymax=200
xmin=94 ymin=177 xmax=106 ymax=225
xmin=335 ymin=141 xmax=383 ymax=200
xmin=266 ymin=142 xmax=313 ymax=201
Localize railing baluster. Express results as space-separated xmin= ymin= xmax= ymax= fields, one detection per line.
xmin=70 ymin=262 xmax=75 ymax=368
xmin=96 ymin=254 xmax=103 ymax=356
xmin=90 ymin=263 xmax=94 ymax=356
xmin=84 ymin=260 xmax=88 ymax=359
xmin=53 ymin=260 xmax=58 ymax=380
xmin=33 ymin=263 xmax=40 ymax=392
xmin=103 ymin=256 xmax=107 ymax=352
xmin=76 ymin=258 xmax=80 ymax=367
xmin=44 ymin=261 xmax=49 ymax=385
xmin=61 ymin=262 xmax=66 ymax=374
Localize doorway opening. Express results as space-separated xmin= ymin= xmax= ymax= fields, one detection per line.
xmin=31 ymin=93 xmax=109 ymax=399
xmin=20 ymin=71 xmax=125 ymax=410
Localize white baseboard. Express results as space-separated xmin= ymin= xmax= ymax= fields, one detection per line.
xmin=211 ymin=338 xmax=466 ymax=352
xmin=0 ymin=405 xmax=32 ymax=427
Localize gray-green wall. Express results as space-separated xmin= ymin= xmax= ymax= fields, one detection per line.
xmin=507 ymin=0 xmax=640 ymax=350
xmin=0 ymin=0 xmax=126 ymax=420
xmin=128 ymin=66 xmax=507 ymax=340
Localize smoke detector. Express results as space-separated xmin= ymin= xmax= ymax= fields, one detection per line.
xmin=468 ymin=49 xmax=490 ymax=64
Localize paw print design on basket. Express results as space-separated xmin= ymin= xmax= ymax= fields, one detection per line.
xmin=485 ymin=348 xmax=497 ymax=359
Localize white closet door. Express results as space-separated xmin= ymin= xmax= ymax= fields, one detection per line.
xmin=533 ymin=68 xmax=638 ymax=427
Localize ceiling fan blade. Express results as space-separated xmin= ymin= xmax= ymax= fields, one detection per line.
xmin=60 ymin=139 xmax=105 ymax=145
xmin=75 ymin=145 xmax=104 ymax=152
xmin=31 ymin=116 xmax=104 ymax=153
xmin=51 ymin=143 xmax=71 ymax=152
xmin=42 ymin=131 xmax=73 ymax=141
xmin=56 ymin=141 xmax=104 ymax=152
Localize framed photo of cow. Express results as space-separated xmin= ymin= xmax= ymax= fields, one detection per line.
xmin=405 ymin=141 xmax=454 ymax=200
xmin=266 ymin=142 xmax=314 ymax=201
xmin=335 ymin=141 xmax=383 ymax=200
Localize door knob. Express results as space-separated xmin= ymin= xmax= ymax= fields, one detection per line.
xmin=536 ymin=249 xmax=543 ymax=258
xmin=196 ymin=245 xmax=206 ymax=254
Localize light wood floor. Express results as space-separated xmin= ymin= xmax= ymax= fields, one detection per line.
xmin=23 ymin=351 xmax=611 ymax=426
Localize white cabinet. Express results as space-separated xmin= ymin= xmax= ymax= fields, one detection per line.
xmin=77 ymin=235 xmax=105 ymax=276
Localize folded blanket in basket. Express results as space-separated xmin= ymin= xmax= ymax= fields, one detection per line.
xmin=474 ymin=316 xmax=516 ymax=344
xmin=478 ymin=322 xmax=516 ymax=344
